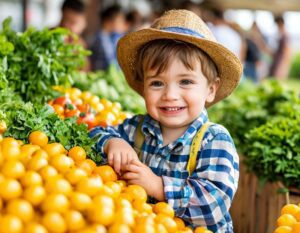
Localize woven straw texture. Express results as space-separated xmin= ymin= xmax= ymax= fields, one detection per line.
xmin=117 ymin=9 xmax=243 ymax=107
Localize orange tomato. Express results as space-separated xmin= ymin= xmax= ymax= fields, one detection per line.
xmin=43 ymin=143 xmax=66 ymax=157
xmin=68 ymin=146 xmax=86 ymax=162
xmin=153 ymin=202 xmax=175 ymax=218
xmin=274 ymin=226 xmax=292 ymax=233
xmin=76 ymin=159 xmax=96 ymax=175
xmin=281 ymin=204 xmax=300 ymax=217
xmin=28 ymin=131 xmax=48 ymax=147
xmin=50 ymin=154 xmax=74 ymax=173
xmin=124 ymin=184 xmax=147 ymax=203
xmin=65 ymin=167 xmax=88 ymax=185
xmin=277 ymin=214 xmax=297 ymax=227
xmin=93 ymin=165 xmax=118 ymax=183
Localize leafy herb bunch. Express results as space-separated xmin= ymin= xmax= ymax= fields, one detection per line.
xmin=0 ymin=17 xmax=90 ymax=104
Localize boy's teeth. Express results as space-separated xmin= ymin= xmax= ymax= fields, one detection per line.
xmin=165 ymin=107 xmax=181 ymax=111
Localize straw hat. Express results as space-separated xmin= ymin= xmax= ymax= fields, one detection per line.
xmin=117 ymin=9 xmax=243 ymax=107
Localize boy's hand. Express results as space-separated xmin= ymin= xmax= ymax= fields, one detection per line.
xmin=122 ymin=160 xmax=165 ymax=201
xmin=104 ymin=138 xmax=139 ymax=174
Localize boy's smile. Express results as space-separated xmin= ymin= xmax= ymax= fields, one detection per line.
xmin=143 ymin=57 xmax=218 ymax=140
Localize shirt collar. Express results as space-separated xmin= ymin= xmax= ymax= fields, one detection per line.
xmin=140 ymin=109 xmax=209 ymax=149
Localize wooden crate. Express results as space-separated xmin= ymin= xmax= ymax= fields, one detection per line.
xmin=230 ymin=156 xmax=300 ymax=233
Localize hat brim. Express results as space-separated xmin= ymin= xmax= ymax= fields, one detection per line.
xmin=117 ymin=28 xmax=243 ymax=107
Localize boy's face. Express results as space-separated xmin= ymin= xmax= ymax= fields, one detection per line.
xmin=143 ymin=58 xmax=218 ymax=132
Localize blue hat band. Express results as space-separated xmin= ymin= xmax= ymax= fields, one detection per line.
xmin=161 ymin=27 xmax=205 ymax=39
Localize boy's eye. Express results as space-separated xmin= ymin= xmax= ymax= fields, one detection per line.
xmin=180 ymin=79 xmax=193 ymax=85
xmin=150 ymin=81 xmax=163 ymax=87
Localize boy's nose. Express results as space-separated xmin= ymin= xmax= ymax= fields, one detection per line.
xmin=162 ymin=85 xmax=179 ymax=100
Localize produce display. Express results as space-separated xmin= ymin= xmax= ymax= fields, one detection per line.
xmin=0 ymin=132 xmax=212 ymax=233
xmin=208 ymin=80 xmax=300 ymax=189
xmin=274 ymin=203 xmax=300 ymax=233
xmin=72 ymin=65 xmax=145 ymax=114
xmin=48 ymin=87 xmax=130 ymax=129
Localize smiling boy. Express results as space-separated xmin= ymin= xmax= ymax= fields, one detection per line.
xmin=90 ymin=9 xmax=242 ymax=232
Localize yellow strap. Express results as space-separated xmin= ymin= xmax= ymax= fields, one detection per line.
xmin=134 ymin=116 xmax=144 ymax=160
xmin=187 ymin=122 xmax=212 ymax=176
xmin=135 ymin=117 xmax=212 ymax=175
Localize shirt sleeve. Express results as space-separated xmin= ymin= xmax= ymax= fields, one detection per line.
xmin=89 ymin=115 xmax=142 ymax=161
xmin=162 ymin=126 xmax=239 ymax=228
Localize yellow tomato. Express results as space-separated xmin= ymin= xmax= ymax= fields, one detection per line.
xmin=65 ymin=167 xmax=88 ymax=185
xmin=0 ymin=178 xmax=22 ymax=200
xmin=1 ymin=160 xmax=25 ymax=179
xmin=50 ymin=154 xmax=74 ymax=173
xmin=42 ymin=212 xmax=66 ymax=233
xmin=0 ymin=214 xmax=23 ymax=233
xmin=45 ymin=176 xmax=72 ymax=195
xmin=26 ymin=153 xmax=48 ymax=171
xmin=153 ymin=202 xmax=175 ymax=218
xmin=29 ymin=131 xmax=49 ymax=147
xmin=174 ymin=217 xmax=186 ymax=230
xmin=43 ymin=143 xmax=66 ymax=157
xmin=155 ymin=214 xmax=177 ymax=233
xmin=70 ymin=192 xmax=92 ymax=211
xmin=274 ymin=227 xmax=292 ymax=233
xmin=1 ymin=137 xmax=21 ymax=160
xmin=68 ymin=146 xmax=86 ymax=162
xmin=88 ymin=205 xmax=115 ymax=226
xmin=76 ymin=159 xmax=96 ymax=175
xmin=93 ymin=165 xmax=118 ymax=183
xmin=23 ymin=185 xmax=46 ymax=206
xmin=76 ymin=176 xmax=103 ymax=196
xmin=277 ymin=214 xmax=297 ymax=227
xmin=108 ymin=223 xmax=131 ymax=233
xmin=20 ymin=171 xmax=42 ymax=187
xmin=41 ymin=193 xmax=69 ymax=213
xmin=6 ymin=199 xmax=34 ymax=223
xmin=64 ymin=210 xmax=86 ymax=231
xmin=39 ymin=165 xmax=58 ymax=181
xmin=23 ymin=222 xmax=47 ymax=233
xmin=124 ymin=184 xmax=147 ymax=203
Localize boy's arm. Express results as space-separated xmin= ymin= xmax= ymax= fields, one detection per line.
xmin=89 ymin=115 xmax=141 ymax=164
xmin=162 ymin=128 xmax=239 ymax=229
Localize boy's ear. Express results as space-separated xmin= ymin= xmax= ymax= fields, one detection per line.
xmin=206 ymin=78 xmax=220 ymax=103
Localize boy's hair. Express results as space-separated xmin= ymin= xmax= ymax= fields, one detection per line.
xmin=62 ymin=0 xmax=85 ymax=13
xmin=136 ymin=39 xmax=218 ymax=84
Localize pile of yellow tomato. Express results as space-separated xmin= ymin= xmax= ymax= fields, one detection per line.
xmin=274 ymin=203 xmax=300 ymax=233
xmin=49 ymin=87 xmax=131 ymax=129
xmin=0 ymin=131 xmax=211 ymax=233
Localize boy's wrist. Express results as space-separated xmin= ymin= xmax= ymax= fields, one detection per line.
xmin=149 ymin=176 xmax=165 ymax=201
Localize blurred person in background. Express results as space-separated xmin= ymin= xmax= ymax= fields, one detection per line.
xmin=89 ymin=5 xmax=127 ymax=71
xmin=249 ymin=22 xmax=273 ymax=80
xmin=126 ymin=9 xmax=144 ymax=32
xmin=59 ymin=0 xmax=90 ymax=71
xmin=269 ymin=15 xmax=292 ymax=79
xmin=209 ymin=9 xmax=243 ymax=61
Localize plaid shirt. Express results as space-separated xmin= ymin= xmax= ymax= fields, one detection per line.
xmin=89 ymin=110 xmax=239 ymax=233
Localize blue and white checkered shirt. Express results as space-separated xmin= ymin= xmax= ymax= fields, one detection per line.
xmin=89 ymin=109 xmax=239 ymax=233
